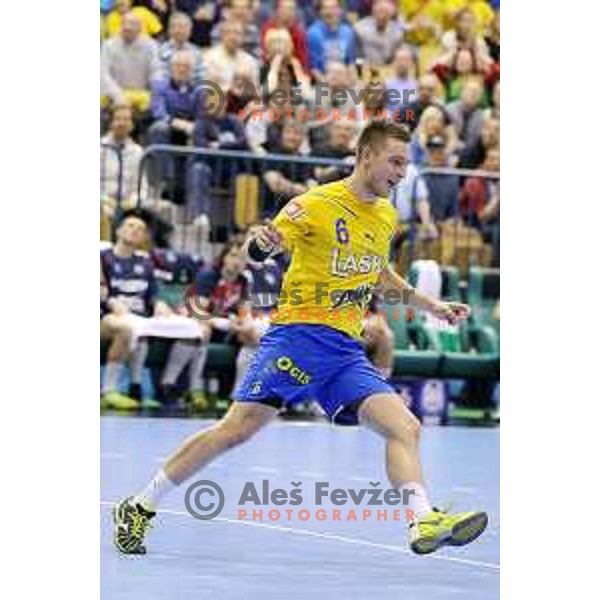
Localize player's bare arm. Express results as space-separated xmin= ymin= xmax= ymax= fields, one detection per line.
xmin=378 ymin=266 xmax=471 ymax=326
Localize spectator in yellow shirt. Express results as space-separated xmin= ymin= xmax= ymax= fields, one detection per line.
xmin=442 ymin=0 xmax=494 ymax=35
xmin=400 ymin=0 xmax=445 ymax=46
xmin=105 ymin=0 xmax=163 ymax=39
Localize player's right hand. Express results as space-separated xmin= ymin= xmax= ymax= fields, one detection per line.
xmin=255 ymin=223 xmax=283 ymax=253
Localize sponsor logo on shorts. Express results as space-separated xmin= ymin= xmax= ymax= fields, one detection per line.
xmin=275 ymin=356 xmax=312 ymax=385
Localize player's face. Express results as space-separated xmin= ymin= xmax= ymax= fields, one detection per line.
xmin=367 ymin=138 xmax=408 ymax=197
xmin=118 ymin=217 xmax=148 ymax=248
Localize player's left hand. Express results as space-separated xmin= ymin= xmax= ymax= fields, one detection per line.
xmin=431 ymin=301 xmax=471 ymax=325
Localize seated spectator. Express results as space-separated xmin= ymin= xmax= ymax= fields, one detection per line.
xmin=460 ymin=146 xmax=500 ymax=223
xmin=402 ymin=73 xmax=450 ymax=131
xmin=175 ymin=0 xmax=223 ymax=47
xmin=459 ymin=147 xmax=499 ymax=265
xmin=105 ymin=0 xmax=163 ymax=38
xmin=354 ymin=0 xmax=405 ymax=67
xmin=310 ymin=61 xmax=364 ymax=148
xmin=194 ymin=100 xmax=248 ymax=151
xmin=484 ymin=9 xmax=500 ymax=64
xmin=146 ymin=50 xmax=200 ymax=209
xmin=149 ymin=50 xmax=200 ymax=147
xmin=241 ymin=97 xmax=269 ymax=154
xmin=307 ymin=0 xmax=357 ymax=80
xmin=260 ymin=28 xmax=311 ymax=96
xmin=263 ymin=120 xmax=316 ymax=213
xmin=443 ymin=1 xmax=495 ymax=36
xmin=101 ymin=210 xmax=171 ymax=409
xmin=260 ymin=0 xmax=310 ymax=71
xmin=431 ymin=45 xmax=497 ymax=104
xmin=410 ymin=105 xmax=458 ymax=166
xmin=385 ymin=45 xmax=419 ymax=115
xmin=233 ymin=225 xmax=289 ymax=390
xmin=101 ymin=105 xmax=149 ymax=222
xmin=225 ymin=64 xmax=261 ymax=116
xmin=458 ymin=114 xmax=498 ymax=168
xmin=389 ymin=162 xmax=437 ymax=239
xmin=401 ymin=0 xmax=443 ymax=46
xmin=421 ymin=134 xmax=461 ymax=223
xmin=158 ymin=11 xmax=205 ymax=81
xmin=440 ymin=6 xmax=491 ymax=61
xmin=211 ymin=0 xmax=261 ymax=58
xmin=133 ymin=1 xmax=171 ymax=29
xmin=188 ymin=101 xmax=249 ymax=221
xmin=362 ymin=80 xmax=387 ymax=119
xmin=204 ymin=19 xmax=260 ymax=92
xmin=483 ymin=80 xmax=499 ymax=120
xmin=101 ymin=12 xmax=161 ymax=114
xmin=446 ymin=79 xmax=485 ymax=150
xmin=313 ymin=120 xmax=356 ymax=183
xmin=160 ymin=241 xmax=252 ymax=405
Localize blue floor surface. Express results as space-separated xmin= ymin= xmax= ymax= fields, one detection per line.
xmin=101 ymin=416 xmax=500 ymax=600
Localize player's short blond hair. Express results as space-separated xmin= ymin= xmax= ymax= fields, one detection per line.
xmin=356 ymin=120 xmax=410 ymax=163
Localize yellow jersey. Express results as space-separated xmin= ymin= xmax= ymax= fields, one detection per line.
xmin=269 ymin=180 xmax=397 ymax=339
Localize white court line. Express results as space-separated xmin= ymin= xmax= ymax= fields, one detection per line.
xmin=100 ymin=501 xmax=499 ymax=572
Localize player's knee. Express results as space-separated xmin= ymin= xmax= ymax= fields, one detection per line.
xmin=401 ymin=407 xmax=421 ymax=443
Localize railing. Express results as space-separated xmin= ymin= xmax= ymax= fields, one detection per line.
xmin=391 ymin=165 xmax=500 ymax=274
xmin=104 ymin=143 xmax=500 ymax=271
xmin=134 ymin=145 xmax=354 ymax=257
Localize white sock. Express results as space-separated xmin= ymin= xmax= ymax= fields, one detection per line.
xmin=103 ymin=362 xmax=121 ymax=394
xmin=134 ymin=469 xmax=177 ymax=512
xmin=398 ymin=481 xmax=433 ymax=521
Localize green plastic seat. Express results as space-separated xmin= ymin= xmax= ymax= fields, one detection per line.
xmin=438 ymin=323 xmax=499 ymax=380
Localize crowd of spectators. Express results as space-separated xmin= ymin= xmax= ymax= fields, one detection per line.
xmin=101 ymin=0 xmax=500 ymax=256
xmin=100 ymin=0 xmax=500 ymax=408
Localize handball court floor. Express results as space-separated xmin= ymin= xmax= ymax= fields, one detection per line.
xmin=101 ymin=416 xmax=500 ymax=600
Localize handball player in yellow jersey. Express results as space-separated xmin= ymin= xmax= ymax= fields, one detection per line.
xmin=114 ymin=120 xmax=488 ymax=556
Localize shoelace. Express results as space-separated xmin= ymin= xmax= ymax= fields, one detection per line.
xmin=130 ymin=512 xmax=153 ymax=539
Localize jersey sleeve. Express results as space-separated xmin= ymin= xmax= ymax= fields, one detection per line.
xmin=271 ymin=194 xmax=319 ymax=252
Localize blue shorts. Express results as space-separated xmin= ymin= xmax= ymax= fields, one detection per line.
xmin=233 ymin=324 xmax=395 ymax=425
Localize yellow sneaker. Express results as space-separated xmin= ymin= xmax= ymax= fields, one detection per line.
xmin=102 ymin=391 xmax=140 ymax=410
xmin=409 ymin=509 xmax=488 ymax=555
xmin=187 ymin=390 xmax=210 ymax=411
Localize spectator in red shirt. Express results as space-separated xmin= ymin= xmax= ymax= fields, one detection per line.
xmin=459 ymin=147 xmax=500 ymax=265
xmin=260 ymin=0 xmax=310 ymax=71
